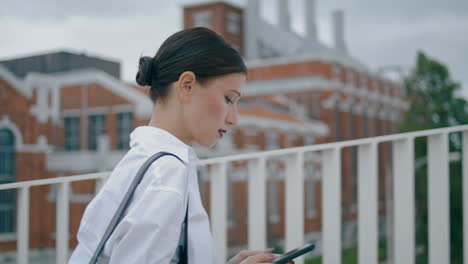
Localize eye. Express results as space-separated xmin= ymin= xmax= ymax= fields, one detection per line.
xmin=225 ymin=96 xmax=233 ymax=104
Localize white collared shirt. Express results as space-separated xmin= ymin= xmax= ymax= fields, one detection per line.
xmin=69 ymin=126 xmax=214 ymax=264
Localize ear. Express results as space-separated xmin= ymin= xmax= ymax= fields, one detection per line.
xmin=175 ymin=71 xmax=197 ymax=103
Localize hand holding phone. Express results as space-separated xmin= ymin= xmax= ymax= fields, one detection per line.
xmin=273 ymin=243 xmax=316 ymax=264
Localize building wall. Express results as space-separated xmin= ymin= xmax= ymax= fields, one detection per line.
xmin=0 ymin=0 xmax=407 ymax=253
xmin=183 ymin=2 xmax=244 ymax=54
xmin=0 ymin=79 xmax=57 ymax=251
xmin=58 ymin=83 xmax=147 ymax=151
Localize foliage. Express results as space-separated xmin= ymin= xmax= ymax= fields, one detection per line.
xmin=399 ymin=51 xmax=467 ymax=264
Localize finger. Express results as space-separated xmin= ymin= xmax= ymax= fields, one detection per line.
xmin=249 ymin=248 xmax=275 ymax=255
xmin=238 ymin=249 xmax=275 ymax=260
xmin=242 ymin=254 xmax=276 ymax=264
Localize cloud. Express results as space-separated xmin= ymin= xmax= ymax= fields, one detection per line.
xmin=347 ymin=12 xmax=468 ymax=96
xmin=1 ymin=0 xmax=467 ymax=98
xmin=0 ymin=11 xmax=181 ymax=81
xmin=1 ymin=0 xmax=179 ymax=19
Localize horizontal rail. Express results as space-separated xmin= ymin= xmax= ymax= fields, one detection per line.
xmin=197 ymin=125 xmax=468 ymax=165
xmin=0 ymin=172 xmax=109 ymax=190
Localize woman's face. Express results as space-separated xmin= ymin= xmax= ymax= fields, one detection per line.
xmin=184 ymin=73 xmax=245 ymax=148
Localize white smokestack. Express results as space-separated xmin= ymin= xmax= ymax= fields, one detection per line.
xmin=304 ymin=0 xmax=318 ymax=41
xmin=245 ymin=0 xmax=259 ymax=59
xmin=278 ymin=0 xmax=291 ymax=31
xmin=332 ymin=9 xmax=347 ymax=53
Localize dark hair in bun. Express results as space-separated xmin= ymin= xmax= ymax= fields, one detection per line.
xmin=136 ymin=56 xmax=155 ymax=87
xmin=136 ymin=27 xmax=247 ymax=102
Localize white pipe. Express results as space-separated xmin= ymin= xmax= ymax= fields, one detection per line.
xmin=278 ymin=0 xmax=291 ymax=31
xmin=245 ymin=0 xmax=259 ymax=59
xmin=332 ymin=9 xmax=347 ymax=53
xmin=304 ymin=0 xmax=318 ymax=41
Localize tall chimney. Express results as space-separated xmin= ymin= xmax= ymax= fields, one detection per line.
xmin=278 ymin=0 xmax=291 ymax=31
xmin=332 ymin=9 xmax=347 ymax=53
xmin=245 ymin=0 xmax=259 ymax=59
xmin=304 ymin=0 xmax=318 ymax=41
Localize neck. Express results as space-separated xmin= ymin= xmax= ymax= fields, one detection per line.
xmin=148 ymin=104 xmax=192 ymax=145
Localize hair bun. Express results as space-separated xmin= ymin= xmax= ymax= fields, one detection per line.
xmin=136 ymin=56 xmax=155 ymax=86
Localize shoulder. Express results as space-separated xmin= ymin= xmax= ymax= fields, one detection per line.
xmin=150 ymin=153 xmax=187 ymax=174
xmin=145 ymin=153 xmax=189 ymax=194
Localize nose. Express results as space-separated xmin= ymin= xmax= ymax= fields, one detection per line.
xmin=225 ymin=105 xmax=239 ymax=126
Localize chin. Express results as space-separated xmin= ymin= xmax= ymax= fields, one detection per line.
xmin=195 ymin=138 xmax=217 ymax=149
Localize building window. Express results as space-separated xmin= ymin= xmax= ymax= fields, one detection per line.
xmin=308 ymin=94 xmax=321 ymax=119
xmin=116 ymin=112 xmax=133 ymax=150
xmin=227 ymin=164 xmax=244 ymax=228
xmin=267 ymin=162 xmax=281 ymax=223
xmin=363 ymin=108 xmax=369 ymax=137
xmin=349 ymin=107 xmax=356 ymax=139
xmin=346 ymin=71 xmax=355 ymax=84
xmin=0 ymin=129 xmax=15 ymax=234
xmin=306 ymin=178 xmax=316 ymax=218
xmin=387 ymin=120 xmax=393 ymax=135
xmin=374 ymin=117 xmax=381 ymax=136
xmin=226 ymin=11 xmax=240 ymax=35
xmin=332 ymin=65 xmax=342 ymax=80
xmin=88 ymin=114 xmax=106 ymax=151
xmin=359 ymin=75 xmax=367 ymax=88
xmin=265 ymin=131 xmax=279 ymax=150
xmin=334 ymin=101 xmax=341 ymax=141
xmin=192 ymin=10 xmax=212 ymax=28
xmin=64 ymin=116 xmax=80 ymax=151
xmin=305 ymin=163 xmax=317 ymax=218
xmin=304 ymin=135 xmax=314 ymax=146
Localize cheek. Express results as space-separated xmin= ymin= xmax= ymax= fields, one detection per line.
xmin=188 ymin=95 xmax=226 ymax=133
xmin=203 ymin=94 xmax=226 ymax=119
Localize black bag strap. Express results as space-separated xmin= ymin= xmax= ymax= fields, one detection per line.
xmin=89 ymin=151 xmax=187 ymax=264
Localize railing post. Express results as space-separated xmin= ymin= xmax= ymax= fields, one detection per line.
xmin=393 ymin=138 xmax=415 ymax=263
xmin=248 ymin=157 xmax=266 ymax=250
xmin=428 ymin=133 xmax=450 ymax=264
xmin=17 ymin=187 xmax=30 ymax=264
xmin=463 ymin=131 xmax=468 ymax=264
xmin=210 ymin=162 xmax=227 ymax=263
xmin=358 ymin=143 xmax=378 ymax=264
xmin=56 ymin=182 xmax=70 ymax=264
xmin=322 ymin=148 xmax=341 ymax=264
xmin=285 ymin=152 xmax=305 ymax=264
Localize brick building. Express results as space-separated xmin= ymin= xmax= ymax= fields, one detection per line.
xmin=0 ymin=0 xmax=406 ymax=259
xmin=183 ymin=0 xmax=406 ymax=253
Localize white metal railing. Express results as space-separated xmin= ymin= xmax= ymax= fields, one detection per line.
xmin=0 ymin=125 xmax=467 ymax=264
xmin=0 ymin=172 xmax=109 ymax=264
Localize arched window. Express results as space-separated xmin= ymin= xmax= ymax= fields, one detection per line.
xmin=0 ymin=129 xmax=16 ymax=234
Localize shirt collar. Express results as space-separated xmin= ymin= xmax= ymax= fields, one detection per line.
xmin=129 ymin=126 xmax=199 ymax=164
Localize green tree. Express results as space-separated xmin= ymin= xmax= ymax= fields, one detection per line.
xmin=399 ymin=51 xmax=467 ymax=264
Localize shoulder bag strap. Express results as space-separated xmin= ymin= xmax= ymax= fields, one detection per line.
xmin=89 ymin=151 xmax=186 ymax=264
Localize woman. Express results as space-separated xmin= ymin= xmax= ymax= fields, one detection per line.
xmin=69 ymin=27 xmax=281 ymax=264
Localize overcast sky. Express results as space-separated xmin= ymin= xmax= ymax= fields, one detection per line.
xmin=2 ymin=0 xmax=467 ymax=98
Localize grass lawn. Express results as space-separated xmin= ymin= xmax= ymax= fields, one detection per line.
xmin=305 ymin=241 xmax=387 ymax=264
xmin=305 ymin=246 xmax=358 ymax=264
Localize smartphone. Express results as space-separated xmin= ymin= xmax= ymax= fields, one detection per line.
xmin=273 ymin=242 xmax=316 ymax=264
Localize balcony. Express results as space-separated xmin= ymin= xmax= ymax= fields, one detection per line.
xmin=0 ymin=125 xmax=467 ymax=264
